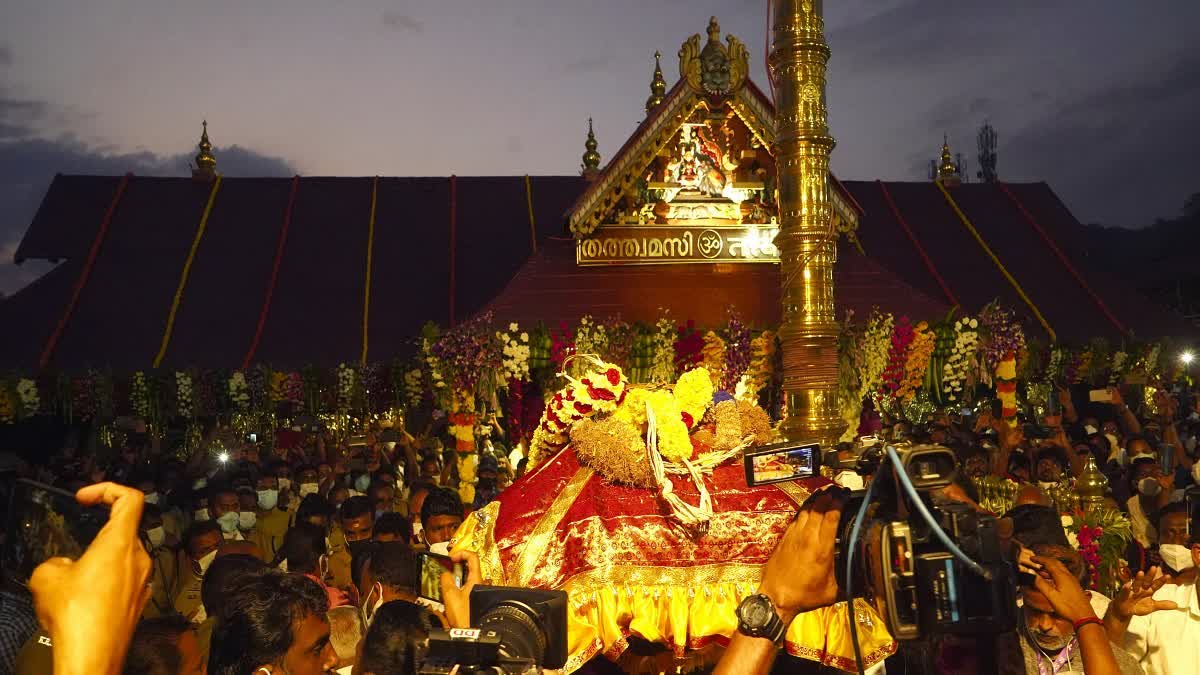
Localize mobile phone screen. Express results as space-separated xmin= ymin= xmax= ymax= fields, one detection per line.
xmin=2 ymin=480 xmax=109 ymax=586
xmin=416 ymin=552 xmax=465 ymax=602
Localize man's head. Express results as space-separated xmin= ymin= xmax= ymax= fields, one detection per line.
xmin=237 ymin=488 xmax=257 ymax=513
xmin=201 ymin=553 xmax=267 ymax=617
xmin=326 ymin=606 xmax=365 ymax=671
xmin=407 ymin=482 xmax=433 ymax=525
xmin=1127 ymin=435 xmax=1154 ymax=460
xmin=419 ymin=487 xmax=464 ymax=546
xmin=1158 ymin=503 xmax=1191 ymax=547
xmin=477 ymin=455 xmax=500 ymax=490
xmin=1007 ymin=452 xmax=1032 ymax=482
xmin=329 ymin=485 xmax=350 ymax=511
xmin=368 ymin=481 xmax=396 ymax=514
xmin=340 ymin=496 xmax=375 ymax=543
xmin=419 ymin=456 xmax=440 ymax=482
xmin=1034 ymin=447 xmax=1069 ymax=483
xmin=122 ymin=616 xmax=204 ymax=675
xmin=182 ymin=520 xmax=222 ymax=568
xmin=296 ymin=494 xmax=333 ymax=532
xmin=281 ymin=522 xmax=329 ymax=576
xmin=360 ymin=541 xmax=419 ymax=602
xmin=208 ymin=485 xmax=240 ymax=521
xmin=358 ymin=601 xmax=437 ymax=675
xmin=208 ymin=570 xmax=337 ymax=675
xmin=374 ymin=512 xmax=413 ymax=544
xmin=1020 ymin=544 xmax=1088 ymax=651
xmin=960 ymin=446 xmax=990 ymax=480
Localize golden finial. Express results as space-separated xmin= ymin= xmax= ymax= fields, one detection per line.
xmin=192 ymin=120 xmax=217 ymax=180
xmin=1075 ymin=454 xmax=1109 ymax=508
xmin=936 ymin=134 xmax=960 ymax=186
xmin=707 ymin=16 xmax=721 ymax=43
xmin=645 ymin=51 xmax=667 ymax=114
xmin=581 ymin=118 xmax=601 ymax=178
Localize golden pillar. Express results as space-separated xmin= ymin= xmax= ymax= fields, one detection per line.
xmin=770 ymin=0 xmax=843 ymax=445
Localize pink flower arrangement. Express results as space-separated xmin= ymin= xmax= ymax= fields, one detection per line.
xmin=674 ymin=320 xmax=704 ymax=373
xmin=1077 ymin=524 xmax=1105 ymax=587
xmin=881 ymin=316 xmax=914 ymax=396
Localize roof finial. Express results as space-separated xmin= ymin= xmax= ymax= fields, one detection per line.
xmin=192 ymin=120 xmax=217 ymax=180
xmin=581 ymin=118 xmax=601 ymax=179
xmin=936 ymin=134 xmax=960 ymax=186
xmin=645 ymin=51 xmax=667 ymax=114
xmin=707 ymin=16 xmax=721 ymax=43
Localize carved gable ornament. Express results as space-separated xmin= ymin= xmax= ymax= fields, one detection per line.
xmin=680 ymin=16 xmax=750 ymax=97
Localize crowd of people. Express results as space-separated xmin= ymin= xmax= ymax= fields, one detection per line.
xmin=0 ymin=381 xmax=1197 ymax=674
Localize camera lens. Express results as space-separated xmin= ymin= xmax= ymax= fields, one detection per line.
xmin=478 ymin=600 xmax=548 ymax=665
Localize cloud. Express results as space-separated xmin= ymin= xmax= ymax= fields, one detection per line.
xmin=0 ymin=134 xmax=294 ymax=296
xmin=380 ymin=11 xmax=423 ymax=33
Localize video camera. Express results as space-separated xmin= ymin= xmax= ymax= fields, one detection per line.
xmin=418 ymin=585 xmax=568 ymax=675
xmin=744 ymin=441 xmax=1017 ymax=644
xmin=840 ymin=443 xmax=1016 ymax=642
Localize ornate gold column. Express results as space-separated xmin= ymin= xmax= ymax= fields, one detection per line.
xmin=770 ymin=0 xmax=843 ymax=445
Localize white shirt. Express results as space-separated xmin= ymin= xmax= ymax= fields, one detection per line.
xmin=1123 ymin=582 xmax=1200 ymax=675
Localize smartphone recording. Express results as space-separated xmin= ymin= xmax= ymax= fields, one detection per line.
xmin=744 ymin=441 xmax=821 ymax=486
xmin=2 ymin=479 xmax=109 ymax=586
xmin=417 ymin=552 xmax=467 ymax=602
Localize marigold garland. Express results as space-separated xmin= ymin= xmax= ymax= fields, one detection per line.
xmin=896 ymin=322 xmax=934 ymax=401
xmin=674 ymin=367 xmax=714 ymax=429
xmin=699 ymin=331 xmax=726 ymax=388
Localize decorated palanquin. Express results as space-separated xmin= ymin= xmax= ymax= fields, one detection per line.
xmin=453 ymin=359 xmax=896 ymax=672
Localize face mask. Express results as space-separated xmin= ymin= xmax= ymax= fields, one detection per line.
xmin=197 ymin=548 xmax=218 ymax=575
xmin=146 ymin=526 xmax=166 ymax=549
xmin=1083 ymin=424 xmax=1098 ymax=436
xmin=217 ymin=511 xmax=241 ymax=534
xmin=299 ymin=482 xmax=319 ymax=497
xmin=194 ymin=509 xmax=210 ymax=522
xmin=144 ymin=491 xmax=159 ymax=505
xmin=192 ymin=478 xmax=208 ymax=490
xmin=1139 ymin=477 xmax=1163 ymax=497
xmin=1159 ymin=544 xmax=1196 ymax=572
xmin=257 ymin=489 xmax=279 ymax=511
xmin=346 ymin=538 xmax=371 ymax=559
xmin=238 ymin=511 xmax=257 ymax=531
xmin=429 ymin=541 xmax=451 ymax=556
xmin=277 ymin=477 xmax=292 ymax=492
xmin=362 ymin=582 xmax=385 ymax=627
xmin=336 ymin=666 xmax=354 ymax=675
xmin=354 ymin=475 xmax=371 ymax=492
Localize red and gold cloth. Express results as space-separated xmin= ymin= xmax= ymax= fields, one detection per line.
xmin=453 ymin=447 xmax=896 ymax=672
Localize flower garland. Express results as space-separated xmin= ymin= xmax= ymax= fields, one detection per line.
xmin=978 ymin=303 xmax=1026 ymax=371
xmin=573 ymin=316 xmax=609 ymax=373
xmin=896 ymin=322 xmax=934 ymax=401
xmin=674 ymin=367 xmax=714 ymax=429
xmin=497 ymin=323 xmax=531 ymax=382
xmin=738 ymin=330 xmax=774 ymax=403
xmin=228 ymin=371 xmax=250 ymax=412
xmin=16 ymin=379 xmax=40 ymax=420
xmin=881 ymin=316 xmax=914 ymax=397
xmin=528 ymin=359 xmax=630 ymax=466
xmin=175 ymin=371 xmax=194 ymax=420
xmin=404 ymin=368 xmax=424 ymax=409
xmin=941 ymin=317 xmax=979 ymax=403
xmin=857 ymin=311 xmax=894 ymax=403
xmin=336 ymin=364 xmax=356 ymax=415
xmin=673 ymin=320 xmax=704 ymax=374
xmin=430 ymin=311 xmax=501 ymax=395
xmin=722 ymin=311 xmax=751 ymax=392
xmin=550 ymin=321 xmax=575 ymax=370
xmin=132 ymin=371 xmax=152 ymax=419
xmin=1062 ymin=509 xmax=1133 ymax=596
xmin=700 ymin=331 xmax=727 ymax=389
xmin=995 ymin=352 xmax=1018 ymax=422
xmin=649 ymin=315 xmax=677 ymax=383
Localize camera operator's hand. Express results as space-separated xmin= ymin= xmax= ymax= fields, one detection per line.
xmin=758 ymin=490 xmax=845 ymax=623
xmin=440 ymin=551 xmax=484 ymax=629
xmin=30 ymin=483 xmax=152 ymax=675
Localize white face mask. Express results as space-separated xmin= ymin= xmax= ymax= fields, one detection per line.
xmin=429 ymin=541 xmax=451 ymax=556
xmin=216 ymin=511 xmax=240 ymax=534
xmin=194 ymin=509 xmax=210 ymax=522
xmin=1159 ymin=544 xmax=1196 ymax=572
xmin=1139 ymin=477 xmax=1163 ymax=497
xmin=256 ymin=489 xmax=278 ymax=511
xmin=197 ymin=548 xmax=218 ymax=575
xmin=238 ymin=511 xmax=257 ymax=531
xmin=277 ymin=477 xmax=292 ymax=493
xmin=143 ymin=492 xmax=159 ymax=505
xmin=362 ymin=582 xmax=385 ymax=627
xmin=146 ymin=526 xmax=166 ymax=549
xmin=336 ymin=667 xmax=354 ymax=675
xmin=299 ymin=482 xmax=319 ymax=497
xmin=1083 ymin=424 xmax=1098 ymax=436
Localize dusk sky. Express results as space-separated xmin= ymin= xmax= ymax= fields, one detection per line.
xmin=2 ymin=0 xmax=1198 ymax=295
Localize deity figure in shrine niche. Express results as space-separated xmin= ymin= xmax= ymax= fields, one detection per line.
xmin=666 ymin=125 xmax=730 ymax=198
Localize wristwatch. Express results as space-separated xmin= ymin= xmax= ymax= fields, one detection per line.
xmin=736 ymin=593 xmax=787 ymax=643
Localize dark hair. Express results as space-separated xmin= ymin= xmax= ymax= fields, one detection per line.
xmin=374 ymin=512 xmax=413 ymax=542
xmin=280 ymin=522 xmax=328 ymax=574
xmin=1004 ymin=504 xmax=1069 ymax=549
xmin=1158 ymin=501 xmax=1189 ymax=526
xmin=352 ymin=542 xmax=376 ymax=592
xmin=358 ymin=601 xmax=436 ymax=675
xmin=182 ymin=520 xmax=221 ymax=552
xmin=1027 ymin=543 xmax=1087 ymax=586
xmin=201 ymin=554 xmax=266 ymax=615
xmin=367 ymin=541 xmax=418 ymax=594
xmin=296 ymin=494 xmax=333 ymax=523
xmin=340 ymin=495 xmax=374 ymax=523
xmin=420 ymin=487 xmax=462 ymax=528
xmin=1037 ymin=446 xmax=1070 ymax=471
xmin=208 ymin=570 xmax=329 ymax=675
xmin=208 ymin=482 xmax=238 ymax=503
xmin=121 ymin=615 xmax=192 ymax=675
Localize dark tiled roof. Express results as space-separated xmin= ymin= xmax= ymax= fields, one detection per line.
xmin=4 ymin=175 xmax=1191 ymax=372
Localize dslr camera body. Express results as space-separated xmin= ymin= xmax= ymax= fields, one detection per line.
xmin=839 ymin=443 xmax=1017 ymax=641
xmin=418 ymin=586 xmax=568 ymax=675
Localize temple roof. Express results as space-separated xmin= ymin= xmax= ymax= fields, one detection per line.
xmin=1 ymin=174 xmax=1191 ymax=371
